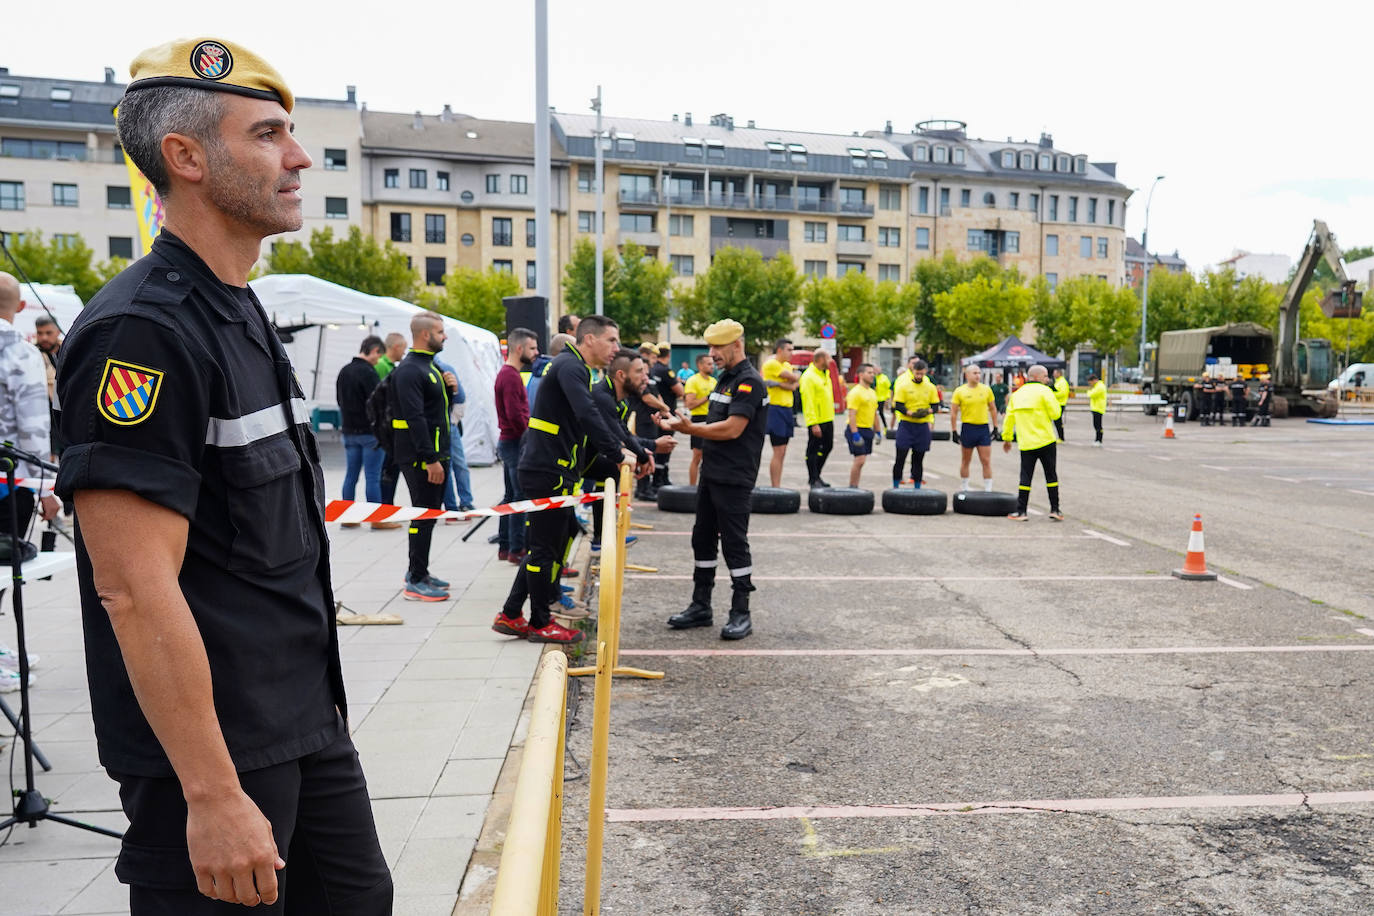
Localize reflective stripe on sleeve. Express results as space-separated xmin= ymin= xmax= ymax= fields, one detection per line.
xmin=529 ymin=417 xmax=559 ymax=435
xmin=206 ymin=398 xmax=308 ymax=447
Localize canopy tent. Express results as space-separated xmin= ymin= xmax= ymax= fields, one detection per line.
xmin=249 ymin=274 xmax=503 ymax=465
xmin=12 ymin=282 xmax=85 ymax=339
xmin=961 ymin=335 xmax=1065 ymax=370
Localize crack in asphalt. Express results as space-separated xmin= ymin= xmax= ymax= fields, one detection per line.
xmin=940 ymin=578 xmax=1085 ymax=687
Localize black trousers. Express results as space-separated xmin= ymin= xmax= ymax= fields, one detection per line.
xmin=892 ymin=448 xmax=925 ymax=486
xmin=692 ymin=479 xmax=754 ymax=597
xmin=400 ymin=462 xmax=445 ymax=582
xmin=1017 ymin=444 xmax=1059 ymax=513
xmin=114 ymin=730 xmax=392 ymax=915
xmin=379 ymin=460 xmax=399 ymax=505
xmin=1092 ymin=411 xmax=1103 ymax=443
xmin=503 ymin=471 xmax=569 ymax=629
xmin=1053 ymin=409 xmax=1066 ymax=441
xmin=805 ymin=421 xmax=834 ymax=483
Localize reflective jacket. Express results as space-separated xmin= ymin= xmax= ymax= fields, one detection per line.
xmin=800 ymin=363 xmax=836 ymax=425
xmin=1002 ymin=381 xmax=1062 ymax=451
xmin=520 ymin=342 xmax=623 ymax=492
xmin=1053 ymin=376 xmax=1071 ymax=406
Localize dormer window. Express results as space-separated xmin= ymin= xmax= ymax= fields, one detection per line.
xmin=1074 ymin=156 xmax=1087 ymax=174
xmin=848 ymin=148 xmax=868 ymax=169
xmin=1056 ymin=154 xmax=1069 ymax=172
xmin=615 ymin=133 xmax=636 ymax=153
xmin=766 ymin=141 xmax=786 ymax=165
xmin=50 ymin=87 xmax=72 ymax=102
xmin=787 ymin=143 xmax=807 ymax=164
xmin=683 ymin=138 xmax=703 ymax=158
xmin=705 ymin=139 xmax=725 ymax=160
xmin=1039 ymin=152 xmax=1052 ymax=170
xmin=933 ymin=145 xmax=948 ymax=164
xmin=952 ymin=147 xmax=965 ymax=165
xmin=1001 ymin=150 xmax=1015 ymax=168
xmin=1020 ymin=151 xmax=1034 ymax=170
xmin=914 ymin=144 xmax=929 ymax=162
xmin=868 ymin=149 xmax=888 ymax=170
xmin=0 ymin=85 xmax=19 ymax=100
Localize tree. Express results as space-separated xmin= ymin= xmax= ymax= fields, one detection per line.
xmin=1142 ymin=268 xmax=1196 ymax=343
xmin=1028 ymin=275 xmax=1077 ymax=358
xmin=911 ymin=252 xmax=1020 ymax=357
xmin=606 ymin=242 xmax=673 ymax=343
xmin=432 ymin=267 xmax=520 ymax=334
xmin=801 ymin=271 xmax=914 ymax=352
xmin=562 ymin=237 xmax=619 ymax=319
xmin=675 ymin=246 xmax=803 ymax=355
xmin=932 ymin=275 xmax=1032 ymax=352
xmin=1298 ymin=286 xmax=1374 ymax=365
xmin=1186 ymin=268 xmax=1276 ymax=329
xmin=1 ymin=231 xmax=115 ymax=302
xmin=1034 ymin=276 xmax=1140 ymax=361
xmin=263 ymin=226 xmax=419 ymax=300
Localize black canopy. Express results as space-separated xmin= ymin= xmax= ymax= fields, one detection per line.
xmin=960 ymin=335 xmax=1065 ymax=370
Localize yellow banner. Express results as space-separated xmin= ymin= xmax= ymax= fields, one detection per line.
xmin=113 ymin=106 xmax=164 ymax=256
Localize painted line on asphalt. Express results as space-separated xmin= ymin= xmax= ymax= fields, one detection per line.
xmin=1357 ymin=628 xmax=1374 ymax=638
xmin=636 ymin=531 xmax=1103 ymax=540
xmin=1200 ymin=464 xmax=1231 ymax=471
xmin=631 ymin=574 xmax=1176 ymax=583
xmin=619 ymin=645 xmax=1374 ymax=659
xmin=1346 ymin=489 xmax=1374 ymax=497
xmin=1150 ymin=455 xmax=1176 ymax=462
xmin=1027 ymin=507 xmax=1044 ymax=516
xmin=1081 ymin=529 xmax=1130 ymax=546
xmin=1215 ymin=575 xmax=1253 ymax=590
xmin=605 ymin=790 xmax=1374 ymax=824
xmin=1264 ymin=475 xmax=1299 ymax=483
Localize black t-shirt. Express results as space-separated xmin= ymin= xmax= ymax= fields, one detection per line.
xmin=650 ymin=361 xmax=679 ymax=413
xmin=335 ymin=356 xmax=379 ymax=434
xmin=55 ymin=231 xmax=343 ymax=777
xmin=700 ymin=357 xmax=767 ymax=486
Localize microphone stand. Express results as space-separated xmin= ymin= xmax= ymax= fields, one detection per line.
xmin=0 ymin=443 xmax=122 ymax=838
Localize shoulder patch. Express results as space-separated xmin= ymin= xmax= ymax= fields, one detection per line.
xmin=737 ymin=382 xmax=753 ymax=393
xmin=97 ymin=358 xmax=165 ymax=426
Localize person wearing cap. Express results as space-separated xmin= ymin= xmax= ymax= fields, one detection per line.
xmin=53 ymin=38 xmax=391 ymax=911
xmin=799 ymin=348 xmax=837 ymax=488
xmin=760 ymin=338 xmax=800 ymax=487
xmin=1253 ymin=372 xmax=1273 ymax=426
xmin=650 ymin=342 xmax=684 ymax=490
xmin=891 ymin=357 xmax=941 ymax=489
xmin=1002 ymin=364 xmax=1063 ymax=521
xmin=661 ymin=319 xmax=767 ymax=640
xmin=1087 ymin=372 xmax=1107 ymax=445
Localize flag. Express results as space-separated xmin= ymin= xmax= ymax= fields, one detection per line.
xmin=114 ymin=105 xmax=164 ymax=256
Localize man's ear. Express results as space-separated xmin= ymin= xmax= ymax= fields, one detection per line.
xmin=161 ymin=133 xmax=208 ymax=187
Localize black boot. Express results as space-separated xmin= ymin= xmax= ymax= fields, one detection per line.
xmin=721 ymin=577 xmax=753 ymax=640
xmin=668 ymin=569 xmax=713 ymax=629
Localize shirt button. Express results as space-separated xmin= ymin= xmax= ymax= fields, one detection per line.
xmin=166 ymin=271 xmax=181 ymax=282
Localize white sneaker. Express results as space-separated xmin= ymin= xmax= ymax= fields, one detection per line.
xmin=1091 ymin=441 xmax=1103 ymax=448
xmin=0 ymin=644 xmax=36 ymax=670
xmin=0 ymin=668 xmax=31 ymax=693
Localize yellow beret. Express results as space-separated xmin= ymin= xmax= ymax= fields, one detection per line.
xmin=127 ymin=38 xmax=294 ymax=113
xmin=638 ymin=341 xmax=658 ymax=352
xmin=703 ymin=319 xmax=744 ymax=346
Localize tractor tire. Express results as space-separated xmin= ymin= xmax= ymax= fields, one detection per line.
xmin=1272 ymin=395 xmax=1290 ymax=419
xmin=881 ymin=488 xmax=947 ymax=516
xmin=1180 ymin=390 xmax=1198 ymax=421
xmin=655 ymin=485 xmax=698 ymax=513
xmin=750 ymin=487 xmax=801 ymax=514
xmin=807 ymin=487 xmax=874 ymax=515
xmin=931 ymin=428 xmax=951 ymax=441
xmin=951 ymin=490 xmax=1018 ymax=517
xmin=1317 ymin=396 xmax=1339 ymax=419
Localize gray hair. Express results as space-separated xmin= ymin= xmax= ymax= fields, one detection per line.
xmin=116 ymin=86 xmax=225 ymax=198
xmin=1028 ymin=364 xmax=1049 ymax=381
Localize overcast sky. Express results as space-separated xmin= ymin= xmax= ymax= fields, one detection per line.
xmin=5 ymin=0 xmax=1372 ymax=273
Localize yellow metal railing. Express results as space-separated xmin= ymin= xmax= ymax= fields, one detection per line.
xmin=490 ymin=650 xmax=568 ymax=915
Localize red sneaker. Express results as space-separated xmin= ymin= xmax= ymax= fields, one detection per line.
xmin=498 ymin=548 xmax=510 ymax=562
xmin=508 ymin=549 xmax=526 ymax=566
xmin=560 ymin=567 xmax=579 ymax=579
xmin=491 ymin=614 xmax=532 ymax=638
xmin=527 ymin=621 xmax=585 ymax=644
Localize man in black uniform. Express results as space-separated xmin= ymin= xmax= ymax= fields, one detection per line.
xmin=492 ymin=315 xmax=638 ymax=644
xmin=53 ymin=38 xmax=390 ymax=913
xmin=1253 ymin=373 xmax=1273 ymax=426
xmin=661 ymin=319 xmax=767 ymax=640
xmin=650 ymin=342 xmax=684 ymax=490
xmin=389 ymin=311 xmax=452 ymax=601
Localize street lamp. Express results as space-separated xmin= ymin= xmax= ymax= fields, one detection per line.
xmin=1138 ymin=175 xmax=1165 ymax=370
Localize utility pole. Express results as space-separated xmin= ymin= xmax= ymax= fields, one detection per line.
xmin=592 ymin=86 xmax=604 ymax=316
xmin=534 ymin=0 xmax=551 ymax=302
xmin=1138 ymin=175 xmax=1165 ymax=370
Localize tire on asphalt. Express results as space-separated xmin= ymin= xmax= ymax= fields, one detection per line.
xmin=884 ymin=428 xmax=898 ymax=440
xmin=881 ymin=488 xmax=947 ymax=515
xmin=951 ymin=490 xmax=1018 ymax=516
xmin=807 ymin=486 xmax=874 ymax=515
xmin=931 ymin=428 xmax=951 ymax=441
xmin=1180 ymin=389 xmax=1197 ymax=421
xmin=1272 ymin=395 xmax=1290 ymax=419
xmin=751 ymin=486 xmax=801 ymax=514
xmin=655 ymin=484 xmax=698 ymax=513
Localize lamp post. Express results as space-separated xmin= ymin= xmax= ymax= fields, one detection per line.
xmin=1138 ymin=174 xmax=1165 ymax=369
xmin=591 ymin=86 xmax=604 ymax=316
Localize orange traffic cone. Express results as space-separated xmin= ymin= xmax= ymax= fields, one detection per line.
xmin=1171 ymin=513 xmax=1217 ymax=581
xmin=1163 ymin=412 xmax=1176 ymax=439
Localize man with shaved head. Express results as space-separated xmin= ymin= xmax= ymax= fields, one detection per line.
xmin=1002 ymin=363 xmax=1063 ymax=521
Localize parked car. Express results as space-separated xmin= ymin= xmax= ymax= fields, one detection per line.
xmin=1329 ymin=363 xmax=1374 ymax=397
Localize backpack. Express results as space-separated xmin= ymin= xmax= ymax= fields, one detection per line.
xmin=366 ymin=373 xmax=396 ymax=456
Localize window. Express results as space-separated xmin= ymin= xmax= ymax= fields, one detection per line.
xmin=1080 ymin=236 xmax=1092 ymax=258
xmin=952 ymin=148 xmax=966 ymax=165
xmin=1009 ymin=192 xmax=1020 ymax=209
xmin=837 ymin=261 xmax=865 ymax=276
xmin=1046 ymin=234 xmax=1059 ymax=256
xmin=1020 ymin=151 xmax=1034 ymax=170
xmin=1039 ymin=153 xmax=1052 ymax=170
xmin=939 ymin=187 xmax=950 ymax=214
xmin=1088 ymin=198 xmax=1098 ymax=223
xmin=705 ymin=140 xmax=725 ymax=160
xmin=766 ymin=142 xmax=786 ymax=166
xmin=1001 ymin=150 xmax=1015 ymax=168
xmin=848 ymin=147 xmax=868 ymax=169
xmin=1048 ymin=195 xmax=1059 ymax=221
xmin=1068 ymin=196 xmax=1078 ymax=222
xmin=1075 ymin=156 xmax=1087 ymax=174
xmin=619 ymin=173 xmax=654 ymax=201
xmin=868 ymin=150 xmax=888 ymax=170
xmin=578 ymin=211 xmax=595 ymax=233
xmin=390 ymin=212 xmax=411 ymax=242
xmin=1097 ymin=237 xmax=1108 ymax=259
xmin=578 ymin=165 xmax=593 ymax=192
xmin=803 ymin=221 xmax=827 ymax=243
xmin=1 ymin=138 xmax=86 ymax=160
xmin=983 ymin=192 xmax=995 ymax=207
xmin=671 ymin=254 xmax=695 ymax=277
xmin=917 ymin=186 xmax=930 ymax=214
xmin=486 ymin=174 xmax=500 ymax=193
xmin=933 ymin=145 xmax=949 ymax=164
xmin=510 ymin=174 xmax=528 ymax=195
xmin=492 ymin=260 xmax=513 ymax=273
xmin=425 ymin=257 xmax=446 ymax=286
xmin=967 ymin=230 xmax=986 ymax=251
xmin=1108 ymin=200 xmax=1116 ymax=225
xmin=384 ymin=168 xmax=399 ymax=188
xmin=914 ymin=144 xmax=929 ymax=162
xmin=323 ymin=148 xmax=347 ymax=170
xmin=959 ymin=189 xmax=971 ymax=207
xmin=409 ymin=168 xmax=427 ymax=189
xmin=519 ymin=218 xmax=533 ymax=247
xmin=669 ymin=214 xmax=694 ymax=236
xmin=878 ymin=227 xmax=900 ymax=247
xmin=837 ymin=224 xmax=865 ymax=242
xmin=108 ymin=236 xmax=134 ymax=260
xmin=879 ymin=187 xmax=901 ymax=210
xmin=1030 ymin=192 xmax=1040 ymax=213
xmin=52 ymin=183 xmax=78 ymax=207
xmin=839 ymin=187 xmax=866 ymax=209
xmin=915 ymin=227 xmax=930 ymax=250
xmin=615 ymin=133 xmax=635 ymax=154
xmin=492 ymin=217 xmax=513 ymax=246
xmin=683 ymin=138 xmax=703 ymax=159
xmin=526 ymin=261 xmax=537 ymax=289
xmin=1045 ymin=272 xmax=1058 ymax=291
xmin=803 ymin=260 xmax=827 ymax=278
xmin=50 ymin=87 xmax=72 ymax=102
xmin=436 ymin=172 xmax=450 ymax=191
xmin=53 ymin=233 xmax=78 ymax=249
xmin=877 ymin=264 xmax=901 ymax=283
xmin=787 ymin=143 xmax=807 ymax=164
xmin=619 ymin=213 xmax=654 ymax=232
xmin=0 ymin=84 xmax=17 ymax=100
xmin=106 ymin=185 xmax=131 ymax=209
xmin=1005 ymin=231 xmax=1020 ymax=253
xmin=1056 ymin=155 xmax=1069 ymax=172
xmin=325 ymin=196 xmax=348 ymax=219
xmin=425 ymin=213 xmax=446 ymax=244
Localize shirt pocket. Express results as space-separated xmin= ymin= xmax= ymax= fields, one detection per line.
xmin=220 ymin=435 xmax=310 ymax=571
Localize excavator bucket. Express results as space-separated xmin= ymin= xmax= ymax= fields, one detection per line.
xmin=1322 ymin=283 xmax=1362 ymax=319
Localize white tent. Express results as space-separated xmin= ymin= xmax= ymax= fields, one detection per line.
xmin=249 ymin=274 xmax=502 ymax=465
xmin=13 ymin=282 xmax=84 ymax=340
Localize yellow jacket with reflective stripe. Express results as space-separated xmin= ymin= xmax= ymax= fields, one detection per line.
xmin=1002 ymin=381 xmax=1062 ymax=451
xmin=1053 ymin=376 xmax=1071 ymax=406
xmin=800 ymin=364 xmax=836 ymax=425
xmin=874 ymin=372 xmax=892 ymax=402
xmin=1088 ymin=380 xmax=1107 ymax=413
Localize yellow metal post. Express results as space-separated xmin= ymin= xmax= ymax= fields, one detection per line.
xmin=583 ymin=477 xmax=619 ymax=915
xmin=609 ymin=464 xmax=664 ymax=680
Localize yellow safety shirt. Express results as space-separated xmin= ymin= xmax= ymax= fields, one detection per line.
xmin=800 ymin=363 xmax=836 ymax=425
xmin=1053 ymin=376 xmax=1071 ymax=406
xmin=846 ymin=384 xmax=878 ymax=429
xmin=1088 ymin=380 xmax=1107 ymax=414
xmin=1002 ymin=381 xmax=1062 ymax=451
xmin=951 ymin=383 xmax=995 ymax=427
xmin=684 ymin=370 xmax=716 ymax=417
xmin=761 ymin=356 xmax=795 ymax=408
xmin=874 ymin=372 xmax=892 ymax=402
xmin=893 ymin=374 xmax=940 ymax=424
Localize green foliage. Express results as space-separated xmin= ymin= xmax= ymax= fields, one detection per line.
xmin=560 ymin=238 xmax=674 ymax=343
xmin=801 ymin=271 xmax=914 ymax=351
xmin=911 ymin=252 xmax=1021 ymax=356
xmin=1298 ymin=287 xmax=1374 ymax=364
xmin=263 ymin=226 xmax=419 ymax=300
xmin=431 ymin=267 xmax=521 ymax=334
xmin=562 ymin=237 xmax=618 ymax=319
xmin=1187 ymin=269 xmax=1276 ymax=329
xmin=1141 ymin=269 xmax=1195 ymax=342
xmin=675 ymin=246 xmax=803 ymax=355
xmin=1 ymin=231 xmax=116 ymax=302
xmin=1028 ymin=275 xmax=1075 ymax=357
xmin=932 ymin=275 xmax=1032 ymax=351
xmin=1312 ymin=244 xmax=1373 ymax=291
xmin=1032 ymin=276 xmax=1140 ymax=359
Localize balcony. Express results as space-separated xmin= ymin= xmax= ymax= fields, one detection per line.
xmin=710 ymin=235 xmax=789 ymax=260
xmin=618 ymin=189 xmax=659 ymax=209
xmin=835 ymin=239 xmax=874 ymax=258
xmin=619 ymin=230 xmax=661 ymax=249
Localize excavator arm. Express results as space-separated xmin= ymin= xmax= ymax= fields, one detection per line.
xmin=1274 ymin=220 xmax=1349 ymax=389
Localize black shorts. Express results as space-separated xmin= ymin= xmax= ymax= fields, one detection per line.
xmin=895 ymin=421 xmax=932 ymax=452
xmin=690 ymin=434 xmax=706 ymax=450
xmin=960 ymin=423 xmax=992 ymax=448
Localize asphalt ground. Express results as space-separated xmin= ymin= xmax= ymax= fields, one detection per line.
xmin=553 ymin=409 xmax=1374 ymax=914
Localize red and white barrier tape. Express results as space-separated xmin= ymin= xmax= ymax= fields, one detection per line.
xmin=325 ymin=492 xmax=606 ymax=525
xmin=6 ymin=479 xmax=56 ymax=495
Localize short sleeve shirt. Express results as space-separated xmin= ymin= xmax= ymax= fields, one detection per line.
xmin=684 ymin=371 xmax=717 ymax=417
xmin=54 ymin=232 xmax=343 ymax=777
xmin=700 ymin=358 xmax=767 ymax=485
xmin=952 ymin=383 xmax=995 ymax=426
xmin=761 ymin=356 xmax=795 ymax=408
xmin=894 ymin=375 xmax=941 ymax=424
xmin=845 ymin=384 xmax=878 ymax=429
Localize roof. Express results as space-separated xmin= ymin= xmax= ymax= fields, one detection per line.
xmin=0 ymin=72 xmax=123 ymax=131
xmin=961 ymin=335 xmax=1065 ymax=368
xmin=362 ymin=109 xmax=564 ymax=161
xmin=873 ymin=126 xmax=1128 ymax=191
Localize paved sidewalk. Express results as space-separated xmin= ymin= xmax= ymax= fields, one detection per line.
xmin=0 ymin=456 xmax=544 ymax=916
